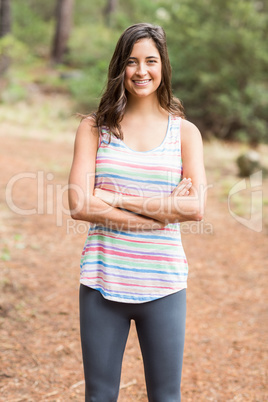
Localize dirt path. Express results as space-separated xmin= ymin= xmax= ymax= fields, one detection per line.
xmin=0 ymin=125 xmax=267 ymax=401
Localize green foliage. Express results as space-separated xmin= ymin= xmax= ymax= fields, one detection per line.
xmin=65 ymin=23 xmax=121 ymax=112
xmin=0 ymin=35 xmax=34 ymax=102
xmin=73 ymin=0 xmax=107 ymax=25
xmin=161 ymin=0 xmax=268 ymax=142
xmin=0 ymin=34 xmax=30 ymax=62
xmin=67 ymin=65 xmax=107 ymax=112
xmin=3 ymin=0 xmax=268 ymax=143
xmin=1 ymin=80 xmax=27 ymax=103
xmin=66 ymin=23 xmax=120 ymax=67
xmin=1 ymin=247 xmax=11 ymax=262
xmin=12 ymin=0 xmax=54 ymax=57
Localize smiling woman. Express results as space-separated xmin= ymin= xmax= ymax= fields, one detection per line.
xmin=124 ymin=39 xmax=162 ymax=98
xmin=68 ymin=22 xmax=206 ymax=402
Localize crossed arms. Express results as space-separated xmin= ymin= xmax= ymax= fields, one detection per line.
xmin=68 ymin=117 xmax=207 ymax=231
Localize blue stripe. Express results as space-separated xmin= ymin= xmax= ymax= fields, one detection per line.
xmin=82 ymin=268 xmax=186 ymax=282
xmin=82 ymin=241 xmax=182 ymax=258
xmin=94 ymin=182 xmax=174 ymax=195
xmin=102 ymin=141 xmax=182 ymax=154
xmin=80 ymin=260 xmax=188 ymax=276
xmin=95 ymin=173 xmax=178 ymax=187
xmin=88 ymin=227 xmax=181 ymax=241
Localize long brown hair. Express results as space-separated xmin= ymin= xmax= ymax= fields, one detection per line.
xmin=90 ymin=23 xmax=185 ymax=140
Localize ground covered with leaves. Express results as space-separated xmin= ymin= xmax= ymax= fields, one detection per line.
xmin=0 ymin=97 xmax=267 ymax=401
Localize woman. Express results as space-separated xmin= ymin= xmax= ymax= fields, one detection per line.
xmin=68 ymin=23 xmax=206 ymax=402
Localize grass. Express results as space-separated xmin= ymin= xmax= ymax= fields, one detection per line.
xmin=0 ymin=92 xmax=78 ymax=142
xmin=1 ymin=247 xmax=11 ymax=261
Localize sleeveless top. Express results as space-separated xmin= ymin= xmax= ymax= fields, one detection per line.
xmin=80 ymin=115 xmax=188 ymax=303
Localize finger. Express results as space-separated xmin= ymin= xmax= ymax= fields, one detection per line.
xmin=173 ymin=183 xmax=187 ymax=193
xmin=181 ymin=178 xmax=192 ymax=183
xmin=174 ymin=182 xmax=192 ymax=196
xmin=173 ymin=189 xmax=186 ymax=197
xmin=177 ymin=178 xmax=192 ymax=189
xmin=179 ymin=188 xmax=189 ymax=196
xmin=170 ymin=179 xmax=192 ymax=196
xmin=174 ymin=182 xmax=188 ymax=193
xmin=172 ymin=186 xmax=184 ymax=196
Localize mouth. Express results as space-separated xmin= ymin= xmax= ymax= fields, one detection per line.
xmin=132 ymin=79 xmax=152 ymax=86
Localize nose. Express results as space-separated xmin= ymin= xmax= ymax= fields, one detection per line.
xmin=136 ymin=62 xmax=147 ymax=76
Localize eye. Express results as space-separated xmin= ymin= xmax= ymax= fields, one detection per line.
xmin=127 ymin=59 xmax=136 ymax=65
xmin=147 ymin=59 xmax=157 ymax=64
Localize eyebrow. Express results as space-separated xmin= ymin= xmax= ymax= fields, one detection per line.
xmin=128 ymin=56 xmax=159 ymax=60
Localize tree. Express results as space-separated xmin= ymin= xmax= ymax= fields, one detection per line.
xmin=0 ymin=0 xmax=11 ymax=37
xmin=103 ymin=0 xmax=117 ymax=26
xmin=51 ymin=0 xmax=74 ymax=64
xmin=163 ymin=0 xmax=268 ymax=143
xmin=0 ymin=0 xmax=11 ymax=74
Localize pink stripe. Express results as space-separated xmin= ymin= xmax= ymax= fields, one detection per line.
xmin=82 ymin=276 xmax=178 ymax=290
xmin=84 ymin=245 xmax=186 ymax=263
xmin=96 ymin=158 xmax=179 ymax=173
xmin=99 ymin=143 xmax=179 ymax=157
xmin=88 ymin=231 xmax=179 ymax=246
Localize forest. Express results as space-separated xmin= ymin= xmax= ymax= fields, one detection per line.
xmin=1 ymin=0 xmax=268 ymax=143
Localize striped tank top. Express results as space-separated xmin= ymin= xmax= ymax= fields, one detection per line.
xmin=80 ymin=115 xmax=188 ymax=303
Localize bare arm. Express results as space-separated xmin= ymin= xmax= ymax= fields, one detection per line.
xmin=68 ymin=118 xmax=165 ymax=231
xmin=94 ymin=120 xmax=207 ymax=224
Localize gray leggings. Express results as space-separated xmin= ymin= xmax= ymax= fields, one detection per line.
xmin=79 ymin=285 xmax=186 ymax=402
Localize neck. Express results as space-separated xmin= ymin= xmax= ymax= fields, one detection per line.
xmin=124 ymin=93 xmax=162 ymax=118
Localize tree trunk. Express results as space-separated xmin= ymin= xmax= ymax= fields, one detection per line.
xmin=51 ymin=0 xmax=74 ymax=64
xmin=103 ymin=0 xmax=117 ymax=26
xmin=0 ymin=0 xmax=12 ymax=74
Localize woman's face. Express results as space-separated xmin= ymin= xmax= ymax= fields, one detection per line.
xmin=124 ymin=38 xmax=162 ymax=99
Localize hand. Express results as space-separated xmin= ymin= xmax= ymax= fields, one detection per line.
xmin=170 ymin=178 xmax=192 ymax=197
xmin=94 ymin=188 xmax=118 ymax=206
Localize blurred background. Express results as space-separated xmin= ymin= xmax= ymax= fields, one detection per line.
xmin=1 ymin=0 xmax=268 ymax=142
xmin=0 ymin=0 xmax=267 ymax=401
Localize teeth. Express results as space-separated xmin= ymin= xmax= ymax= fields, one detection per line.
xmin=134 ymin=80 xmax=150 ymax=84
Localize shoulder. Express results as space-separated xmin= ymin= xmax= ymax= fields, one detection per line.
xmin=180 ymin=119 xmax=203 ymax=147
xmin=76 ymin=116 xmax=98 ymax=138
xmin=72 ymin=116 xmax=100 ymax=157
xmin=180 ymin=119 xmax=201 ymax=136
xmin=74 ymin=116 xmax=100 ymax=148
